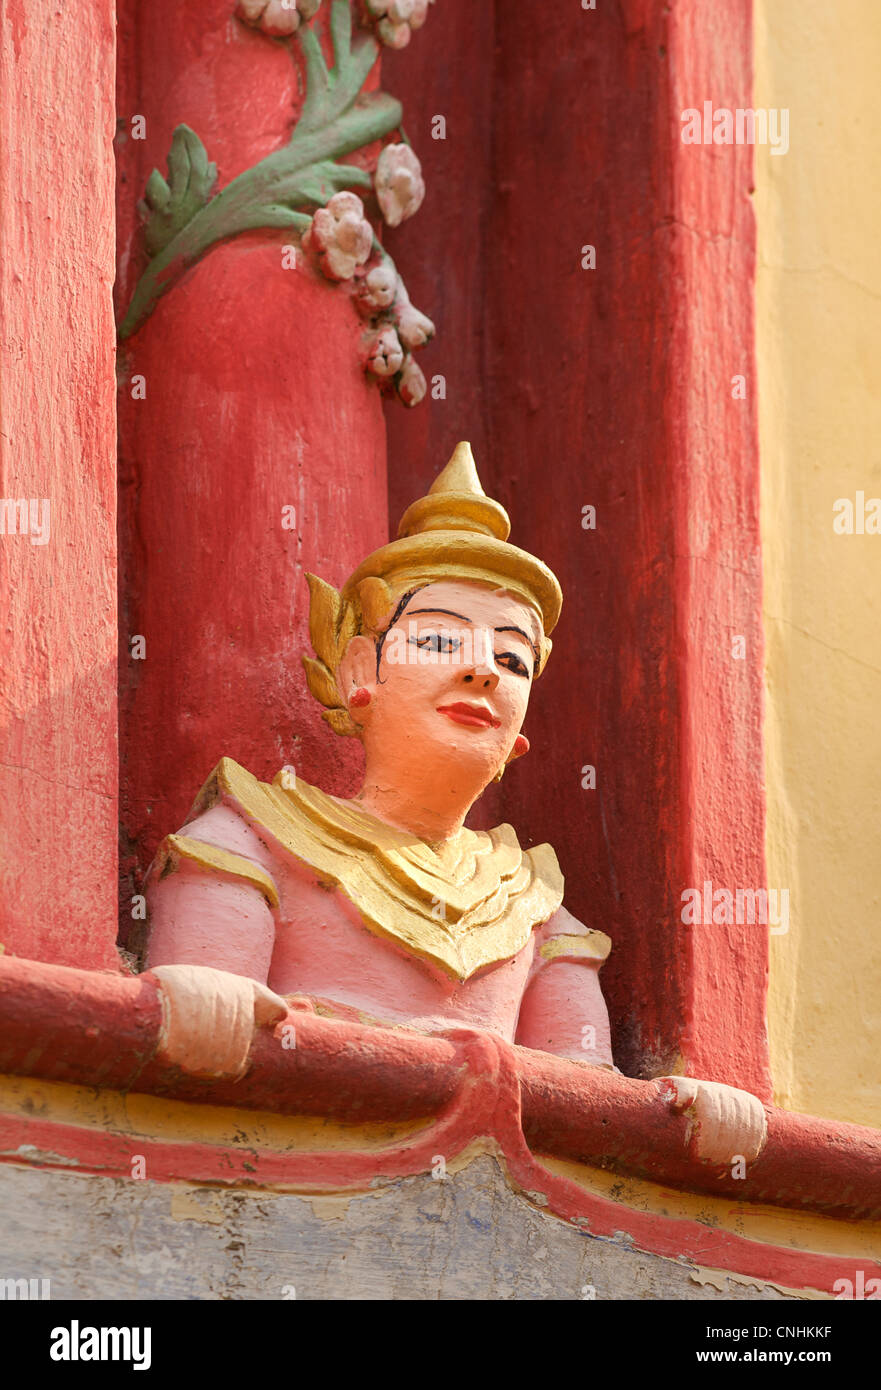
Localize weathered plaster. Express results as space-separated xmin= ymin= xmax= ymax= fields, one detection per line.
xmin=0 ymin=1157 xmax=806 ymax=1301
xmin=1 ymin=1069 xmax=876 ymax=1297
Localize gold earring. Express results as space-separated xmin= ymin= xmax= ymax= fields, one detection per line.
xmin=492 ymin=764 xmax=506 ymax=783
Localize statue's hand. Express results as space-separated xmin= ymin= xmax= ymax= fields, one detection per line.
xmin=658 ymin=1075 xmax=768 ymax=1168
xmin=149 ymin=964 xmax=288 ymax=1081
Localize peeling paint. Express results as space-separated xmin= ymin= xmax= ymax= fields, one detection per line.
xmin=690 ymin=1266 xmax=829 ymax=1301
xmin=170 ymin=1188 xmax=227 ymax=1225
xmin=538 ymin=1153 xmax=881 ymax=1262
xmin=302 ymin=1193 xmax=359 ymax=1222
xmin=10 ymin=1143 xmax=79 ymax=1167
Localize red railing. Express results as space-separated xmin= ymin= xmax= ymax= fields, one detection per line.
xmin=0 ymin=955 xmax=878 ymax=1220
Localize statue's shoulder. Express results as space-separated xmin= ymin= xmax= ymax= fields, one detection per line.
xmin=187 ymin=756 xmax=284 ymax=821
xmin=489 ymin=821 xmax=564 ymax=899
xmin=149 ymin=758 xmax=340 ymax=909
xmin=147 ymin=759 xmax=291 ymax=910
xmin=524 ymin=839 xmax=564 ymax=896
xmin=185 ymin=756 xmax=323 ymax=832
xmin=183 ymin=756 xmax=349 ymax=880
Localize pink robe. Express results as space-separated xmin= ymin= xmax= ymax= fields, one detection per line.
xmin=146 ymin=784 xmax=615 ymax=1068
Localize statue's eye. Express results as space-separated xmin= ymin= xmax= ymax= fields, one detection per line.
xmin=498 ymin=651 xmax=531 ymax=678
xmin=410 ymin=632 xmax=460 ymax=654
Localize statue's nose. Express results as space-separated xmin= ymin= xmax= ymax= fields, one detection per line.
xmin=463 ymin=668 xmax=500 ymax=690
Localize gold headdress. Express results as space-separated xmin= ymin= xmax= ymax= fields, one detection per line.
xmin=302 ymin=442 xmax=563 ymax=736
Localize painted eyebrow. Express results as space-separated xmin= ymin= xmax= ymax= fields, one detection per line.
xmin=406 ymin=609 xmax=539 ymax=661
xmin=495 ymin=625 xmax=540 ymax=661
xmin=406 ymin=607 xmax=471 ymax=621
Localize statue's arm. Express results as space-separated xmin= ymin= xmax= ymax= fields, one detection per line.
xmin=145 ymin=804 xmax=279 ymax=978
xmin=143 ymin=805 xmax=287 ymax=1078
xmin=516 ymin=914 xmax=768 ymax=1162
xmin=514 ymin=905 xmax=615 ymax=1067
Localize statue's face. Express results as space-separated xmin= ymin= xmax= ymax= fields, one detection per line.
xmin=358 ymin=579 xmax=542 ymax=786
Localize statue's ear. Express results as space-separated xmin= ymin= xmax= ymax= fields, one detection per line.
xmin=356 ymin=576 xmax=392 ymax=633
xmin=337 ymin=634 xmax=376 ymax=702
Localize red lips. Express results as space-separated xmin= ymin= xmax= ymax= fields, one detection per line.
xmin=436 ymin=702 xmax=501 ymax=729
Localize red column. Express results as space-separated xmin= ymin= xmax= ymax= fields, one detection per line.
xmin=115 ymin=1 xmax=388 ymax=929
xmin=0 ymin=0 xmax=120 ymax=970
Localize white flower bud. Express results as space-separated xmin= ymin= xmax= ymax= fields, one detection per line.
xmin=367 ymin=0 xmax=433 ymax=43
xmin=365 ymin=326 xmax=405 ymax=377
xmin=378 ymin=19 xmax=412 ymax=48
xmin=236 ymin=0 xmax=323 ymax=36
xmin=355 ymin=262 xmax=400 ymax=316
xmin=394 ymin=298 xmax=434 ymax=350
xmin=387 ymin=0 xmax=418 ymax=21
xmin=397 ymin=355 xmax=427 ymax=407
xmin=304 ymin=192 xmax=373 ymax=282
xmin=375 ymin=144 xmax=425 ymax=228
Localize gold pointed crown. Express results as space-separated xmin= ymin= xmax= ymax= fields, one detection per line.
xmin=302 ymin=443 xmax=563 ymax=737
xmin=396 ymin=441 xmax=512 ymax=542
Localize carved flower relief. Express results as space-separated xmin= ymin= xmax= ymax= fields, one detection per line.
xmin=301 ymin=196 xmax=433 ymax=406
xmin=392 ymin=281 xmax=433 ymax=350
xmin=123 ymin=4 xmax=434 ymax=405
xmin=357 ymin=261 xmax=434 ymax=404
xmin=364 ymin=0 xmax=434 ymax=49
xmin=374 ymin=143 xmax=425 ymax=227
xmin=397 ymin=354 xmax=427 ymax=405
xmin=363 ymin=323 xmax=427 ymax=404
xmin=301 ymin=192 xmax=373 ymax=281
xmin=354 ymin=262 xmax=398 ymax=313
xmin=236 ymin=0 xmax=322 ymax=35
xmin=364 ymin=326 xmax=405 ymax=377
xmin=234 ymin=18 xmax=430 ymax=402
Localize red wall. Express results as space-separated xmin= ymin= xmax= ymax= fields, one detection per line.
xmin=0 ymin=0 xmax=120 ymax=971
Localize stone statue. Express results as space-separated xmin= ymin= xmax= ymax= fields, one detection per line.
xmin=144 ymin=442 xmax=766 ymax=1165
xmin=146 ymin=442 xmax=612 ymax=1054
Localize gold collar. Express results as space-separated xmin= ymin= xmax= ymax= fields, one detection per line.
xmin=193 ymin=758 xmax=564 ymax=981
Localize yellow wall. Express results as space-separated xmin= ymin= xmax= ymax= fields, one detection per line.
xmin=755 ymin=0 xmax=881 ymax=1127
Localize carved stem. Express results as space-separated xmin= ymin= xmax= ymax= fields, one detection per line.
xmin=118 ymin=3 xmax=401 ymax=340
xmin=296 ymin=15 xmax=380 ymax=135
xmin=120 ymin=113 xmax=395 ymax=338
